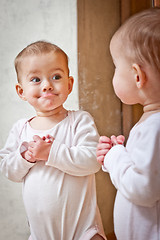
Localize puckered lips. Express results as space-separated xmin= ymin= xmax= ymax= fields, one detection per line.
xmin=40 ymin=93 xmax=58 ymax=98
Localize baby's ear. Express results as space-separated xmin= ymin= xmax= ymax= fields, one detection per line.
xmin=132 ymin=63 xmax=146 ymax=89
xmin=15 ymin=83 xmax=26 ymax=101
xmin=68 ymin=76 xmax=74 ymax=94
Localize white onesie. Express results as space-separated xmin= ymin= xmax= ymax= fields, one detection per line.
xmin=103 ymin=112 xmax=160 ymax=240
xmin=0 ymin=110 xmax=106 ymax=240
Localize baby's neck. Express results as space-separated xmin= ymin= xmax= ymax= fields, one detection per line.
xmin=30 ymin=107 xmax=68 ymax=130
xmin=143 ymin=102 xmax=160 ymax=114
xmin=138 ymin=103 xmax=160 ymax=125
xmin=36 ymin=106 xmax=66 ymax=117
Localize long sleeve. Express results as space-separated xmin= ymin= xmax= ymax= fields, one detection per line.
xmin=0 ymin=120 xmax=35 ymax=182
xmin=103 ymin=117 xmax=160 ymax=207
xmin=46 ymin=111 xmax=101 ymax=176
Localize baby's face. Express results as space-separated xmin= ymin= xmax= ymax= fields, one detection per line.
xmin=16 ymin=52 xmax=73 ymax=114
xmin=109 ymin=37 xmax=139 ymax=105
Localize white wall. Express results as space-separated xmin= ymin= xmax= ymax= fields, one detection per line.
xmin=0 ymin=0 xmax=78 ymax=239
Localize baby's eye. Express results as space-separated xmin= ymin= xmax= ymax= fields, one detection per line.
xmin=31 ymin=77 xmax=41 ymax=83
xmin=52 ymin=75 xmax=61 ymax=80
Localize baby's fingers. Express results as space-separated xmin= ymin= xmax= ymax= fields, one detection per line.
xmin=42 ymin=134 xmax=54 ymax=143
xmin=33 ymin=135 xmax=42 ymax=142
xmin=111 ymin=135 xmax=125 ymax=146
xmin=25 ymin=150 xmax=36 ymax=163
xmin=117 ymin=135 xmax=125 ymax=144
xmin=99 ymin=136 xmax=111 ymax=144
xmin=97 ymin=142 xmax=111 ymax=150
xmin=96 ymin=148 xmax=110 ymax=157
xmin=97 ymin=156 xmax=105 ymax=165
xmin=111 ymin=135 xmax=118 ymax=145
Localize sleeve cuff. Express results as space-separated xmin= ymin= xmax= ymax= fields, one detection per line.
xmin=18 ymin=142 xmax=36 ymax=166
xmin=103 ymin=144 xmax=125 ymax=171
xmin=46 ymin=139 xmax=61 ymax=167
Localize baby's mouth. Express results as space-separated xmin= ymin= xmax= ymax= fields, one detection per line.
xmin=41 ymin=93 xmax=57 ymax=98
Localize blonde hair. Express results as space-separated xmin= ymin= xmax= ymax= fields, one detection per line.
xmin=15 ymin=40 xmax=69 ymax=82
xmin=113 ymin=7 xmax=160 ymax=74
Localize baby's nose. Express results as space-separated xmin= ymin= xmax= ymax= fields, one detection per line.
xmin=42 ymin=79 xmax=53 ymax=91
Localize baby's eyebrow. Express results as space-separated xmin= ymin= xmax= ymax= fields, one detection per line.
xmin=51 ymin=68 xmax=65 ymax=73
xmin=27 ymin=70 xmax=41 ymax=77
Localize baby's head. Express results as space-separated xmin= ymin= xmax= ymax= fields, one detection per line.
xmin=15 ymin=41 xmax=74 ymax=115
xmin=110 ymin=7 xmax=160 ymax=76
xmin=109 ymin=7 xmax=160 ymax=105
xmin=15 ymin=40 xmax=69 ymax=82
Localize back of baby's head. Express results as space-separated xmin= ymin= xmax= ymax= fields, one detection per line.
xmin=114 ymin=7 xmax=160 ymax=75
xmin=15 ymin=41 xmax=68 ymax=81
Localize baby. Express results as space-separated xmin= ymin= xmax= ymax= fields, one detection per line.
xmin=97 ymin=7 xmax=160 ymax=240
xmin=0 ymin=41 xmax=106 ymax=240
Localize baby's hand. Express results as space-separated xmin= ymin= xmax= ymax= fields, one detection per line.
xmin=111 ymin=135 xmax=125 ymax=146
xmin=97 ymin=135 xmax=125 ymax=165
xmin=21 ymin=149 xmax=36 ymax=163
xmin=27 ymin=135 xmax=54 ymax=162
xmin=42 ymin=134 xmax=54 ymax=143
xmin=96 ymin=136 xmax=112 ymax=165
